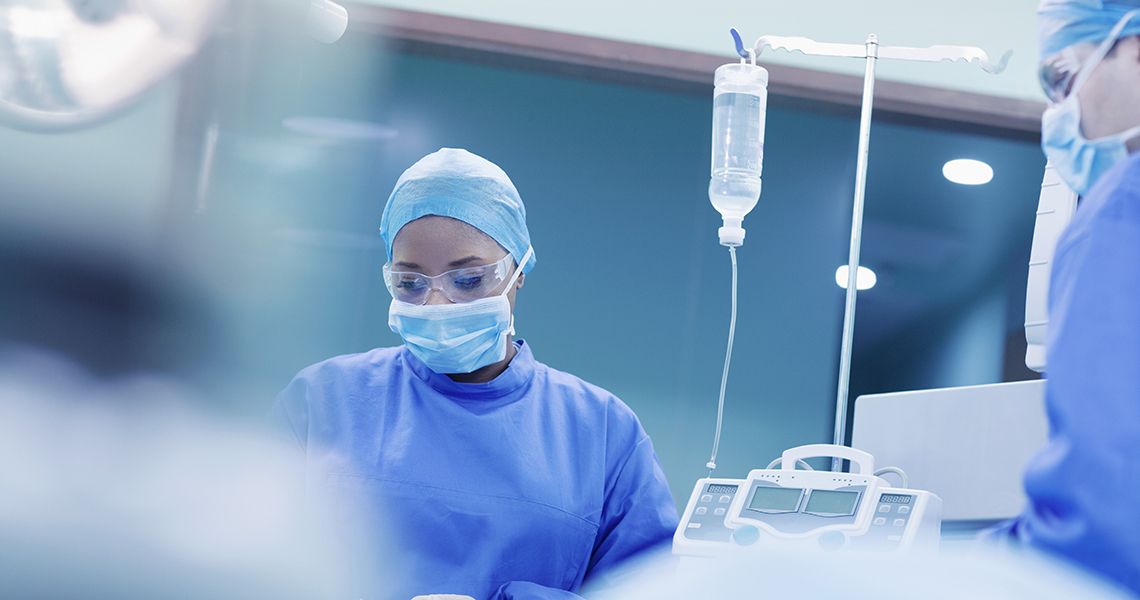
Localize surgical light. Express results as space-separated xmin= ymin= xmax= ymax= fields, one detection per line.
xmin=0 ymin=0 xmax=348 ymax=131
xmin=943 ymin=159 xmax=994 ymax=185
xmin=835 ymin=265 xmax=877 ymax=291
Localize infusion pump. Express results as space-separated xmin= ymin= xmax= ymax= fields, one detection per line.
xmin=674 ymin=444 xmax=942 ymax=556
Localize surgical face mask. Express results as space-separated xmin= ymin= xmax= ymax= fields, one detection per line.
xmin=1041 ymin=10 xmax=1140 ymax=195
xmin=388 ymin=247 xmax=533 ymax=375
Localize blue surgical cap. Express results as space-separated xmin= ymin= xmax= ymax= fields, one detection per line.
xmin=380 ymin=148 xmax=536 ymax=274
xmin=1039 ymin=0 xmax=1140 ymax=59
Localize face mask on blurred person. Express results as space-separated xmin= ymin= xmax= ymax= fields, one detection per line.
xmin=1041 ymin=11 xmax=1140 ymax=194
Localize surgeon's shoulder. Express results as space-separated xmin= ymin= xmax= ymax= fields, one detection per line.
xmin=273 ymin=347 xmax=405 ymax=445
xmin=1058 ymin=155 xmax=1140 ymax=253
xmin=286 ymin=346 xmax=405 ymax=391
xmin=538 ymin=361 xmax=648 ymax=438
xmin=1087 ymin=154 xmax=1140 ymax=220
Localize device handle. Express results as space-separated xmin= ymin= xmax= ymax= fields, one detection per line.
xmin=780 ymin=444 xmax=876 ymax=474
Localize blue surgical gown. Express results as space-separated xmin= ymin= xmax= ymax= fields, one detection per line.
xmin=273 ymin=340 xmax=678 ymax=599
xmin=991 ymin=153 xmax=1140 ymax=594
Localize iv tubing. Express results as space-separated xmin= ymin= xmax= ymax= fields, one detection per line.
xmin=707 ymin=245 xmax=738 ymax=476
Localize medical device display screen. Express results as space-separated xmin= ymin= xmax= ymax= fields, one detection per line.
xmin=748 ymin=486 xmax=803 ymax=512
xmin=707 ymin=484 xmax=739 ymax=495
xmin=804 ymin=490 xmax=860 ymax=515
xmin=879 ymin=494 xmax=913 ymax=505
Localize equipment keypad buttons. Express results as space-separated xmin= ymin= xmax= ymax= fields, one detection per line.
xmin=893 ymin=519 xmax=906 ymax=527
xmin=695 ymin=507 xmax=707 ymax=515
xmin=720 ymin=495 xmax=732 ymax=503
xmin=873 ymin=517 xmax=886 ymax=525
xmin=878 ymin=505 xmax=891 ymax=513
xmin=714 ymin=508 xmax=726 ymax=516
xmin=898 ymin=506 xmax=911 ymax=515
xmin=701 ymin=495 xmax=713 ymax=503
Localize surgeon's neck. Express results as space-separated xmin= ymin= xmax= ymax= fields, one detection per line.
xmin=447 ymin=337 xmax=517 ymax=384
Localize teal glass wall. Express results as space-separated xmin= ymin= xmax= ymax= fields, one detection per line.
xmin=184 ymin=33 xmax=1045 ymax=508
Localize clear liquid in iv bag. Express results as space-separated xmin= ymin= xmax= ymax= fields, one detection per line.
xmin=710 ymin=91 xmax=765 ymax=221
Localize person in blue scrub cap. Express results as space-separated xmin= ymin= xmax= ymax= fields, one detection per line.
xmin=987 ymin=1 xmax=1140 ymax=594
xmin=273 ymin=148 xmax=678 ymax=600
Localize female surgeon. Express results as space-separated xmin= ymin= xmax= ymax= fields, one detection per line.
xmin=273 ymin=148 xmax=678 ymax=600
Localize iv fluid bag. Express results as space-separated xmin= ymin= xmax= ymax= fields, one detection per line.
xmin=710 ymin=63 xmax=768 ymax=223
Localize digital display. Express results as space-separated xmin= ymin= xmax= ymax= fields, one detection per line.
xmin=707 ymin=484 xmax=739 ymax=495
xmin=747 ymin=486 xmax=803 ymax=512
xmin=880 ymin=494 xmax=913 ymax=505
xmin=804 ymin=490 xmax=860 ymax=515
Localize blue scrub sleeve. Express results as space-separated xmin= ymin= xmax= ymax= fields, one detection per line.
xmin=996 ymin=178 xmax=1140 ymax=593
xmin=492 ymin=436 xmax=678 ymax=599
xmin=492 ymin=581 xmax=583 ymax=599
xmin=584 ymin=436 xmax=678 ymax=582
xmin=270 ymin=373 xmax=310 ymax=449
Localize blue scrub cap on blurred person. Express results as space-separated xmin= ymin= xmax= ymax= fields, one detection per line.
xmin=1039 ymin=0 xmax=1140 ymax=59
xmin=380 ymin=148 xmax=536 ymax=274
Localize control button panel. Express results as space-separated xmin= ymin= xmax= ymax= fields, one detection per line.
xmin=684 ymin=482 xmax=740 ymax=542
xmin=865 ymin=493 xmax=916 ymax=546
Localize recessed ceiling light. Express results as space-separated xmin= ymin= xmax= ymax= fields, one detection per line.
xmin=835 ymin=265 xmax=877 ymax=291
xmin=943 ymin=159 xmax=994 ymax=185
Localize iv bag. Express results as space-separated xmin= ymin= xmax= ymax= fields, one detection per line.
xmin=710 ymin=62 xmax=768 ymax=247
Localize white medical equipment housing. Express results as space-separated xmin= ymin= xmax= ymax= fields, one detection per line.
xmin=674 ymin=445 xmax=942 ymax=557
xmin=1025 ymin=163 xmax=1078 ymax=372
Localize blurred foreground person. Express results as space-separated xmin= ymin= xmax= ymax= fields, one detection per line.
xmin=0 ymin=238 xmax=368 ymax=598
xmin=988 ymin=2 xmax=1140 ymax=594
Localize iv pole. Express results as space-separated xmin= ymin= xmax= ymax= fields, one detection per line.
xmin=737 ymin=32 xmax=1011 ymax=472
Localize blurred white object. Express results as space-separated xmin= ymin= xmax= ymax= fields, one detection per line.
xmin=0 ymin=0 xmax=347 ymax=131
xmin=1025 ymin=162 xmax=1078 ymax=372
xmin=852 ymin=381 xmax=1048 ymax=522
xmin=0 ymin=0 xmax=224 ymax=130
xmin=0 ymin=345 xmax=364 ymax=597
xmin=306 ymin=0 xmax=347 ymax=44
xmin=590 ymin=544 xmax=1129 ymax=600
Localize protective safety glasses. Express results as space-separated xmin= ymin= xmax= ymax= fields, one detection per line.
xmin=1039 ymin=10 xmax=1139 ymax=104
xmin=383 ymin=253 xmax=514 ymax=305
